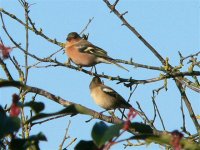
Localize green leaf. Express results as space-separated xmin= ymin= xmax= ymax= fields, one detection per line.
xmin=74 ymin=140 xmax=98 ymax=150
xmin=130 ymin=122 xmax=153 ymax=134
xmin=91 ymin=122 xmax=153 ymax=148
xmin=26 ymin=104 xmax=79 ymax=124
xmin=0 ymin=106 xmax=21 ymax=139
xmin=10 ymin=132 xmax=47 ymax=150
xmin=24 ymin=101 xmax=45 ymax=114
xmin=91 ymin=121 xmax=108 ymax=147
xmin=4 ymin=117 xmax=21 ymax=135
xmin=91 ymin=121 xmax=122 ymax=148
xmin=28 ymin=132 xmax=47 ymax=141
xmin=10 ymin=138 xmax=27 ymax=150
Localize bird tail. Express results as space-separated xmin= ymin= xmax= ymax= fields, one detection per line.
xmin=100 ymin=58 xmax=129 ymax=72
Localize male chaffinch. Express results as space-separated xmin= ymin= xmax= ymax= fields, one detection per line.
xmin=89 ymin=76 xmax=132 ymax=110
xmin=65 ymin=32 xmax=128 ymax=71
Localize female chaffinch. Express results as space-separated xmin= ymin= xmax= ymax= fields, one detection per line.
xmin=65 ymin=32 xmax=128 ymax=71
xmin=89 ymin=76 xmax=132 ymax=110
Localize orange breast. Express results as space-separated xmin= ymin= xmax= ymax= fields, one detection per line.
xmin=65 ymin=44 xmax=97 ymax=67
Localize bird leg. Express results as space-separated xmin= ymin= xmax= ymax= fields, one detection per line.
xmin=77 ymin=65 xmax=83 ymax=71
xmin=89 ymin=66 xmax=97 ymax=75
xmin=65 ymin=58 xmax=71 ymax=66
xmin=94 ymin=66 xmax=97 ymax=74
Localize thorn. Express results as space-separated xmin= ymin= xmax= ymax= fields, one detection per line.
xmin=116 ymin=81 xmax=121 ymax=84
xmin=121 ymin=23 xmax=125 ymax=26
xmin=120 ymin=11 xmax=128 ymax=18
xmin=178 ymin=51 xmax=183 ymax=58
xmin=39 ymin=28 xmax=42 ymax=33
xmin=129 ymin=58 xmax=133 ymax=63
xmin=85 ymin=117 xmax=93 ymax=123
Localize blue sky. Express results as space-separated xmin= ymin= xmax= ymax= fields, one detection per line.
xmin=0 ymin=0 xmax=200 ymax=149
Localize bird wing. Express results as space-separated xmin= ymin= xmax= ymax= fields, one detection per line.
xmin=101 ymin=85 xmax=132 ymax=108
xmin=101 ymin=86 xmax=121 ymax=99
xmin=76 ymin=40 xmax=109 ymax=58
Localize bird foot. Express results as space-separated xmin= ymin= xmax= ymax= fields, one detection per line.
xmin=78 ymin=66 xmax=83 ymax=71
xmin=88 ymin=71 xmax=94 ymax=76
xmin=65 ymin=58 xmax=71 ymax=66
xmin=88 ymin=66 xmax=97 ymax=76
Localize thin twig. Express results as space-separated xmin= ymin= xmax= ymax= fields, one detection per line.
xmin=136 ymin=101 xmax=156 ymax=131
xmin=175 ymin=79 xmax=200 ymax=138
xmin=79 ymin=17 xmax=94 ymax=35
xmin=180 ymin=97 xmax=191 ymax=136
xmin=31 ymin=114 xmax=67 ymax=127
xmin=64 ymin=138 xmax=77 ymax=150
xmin=24 ymin=1 xmax=29 ymax=84
xmin=115 ymin=58 xmax=164 ymax=71
xmin=0 ymin=8 xmax=64 ymax=47
xmin=121 ymin=84 xmax=138 ymax=119
xmin=59 ymin=120 xmax=71 ymax=150
xmin=152 ymin=86 xmax=165 ymax=123
xmin=152 ymin=90 xmax=165 ymax=130
xmin=0 ymin=58 xmax=13 ymax=80
xmin=178 ymin=51 xmax=200 ymax=65
xmin=103 ymin=0 xmax=166 ymax=65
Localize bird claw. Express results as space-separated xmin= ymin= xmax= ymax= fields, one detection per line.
xmin=88 ymin=66 xmax=97 ymax=76
xmin=89 ymin=71 xmax=94 ymax=76
xmin=78 ymin=66 xmax=83 ymax=71
xmin=65 ymin=58 xmax=71 ymax=66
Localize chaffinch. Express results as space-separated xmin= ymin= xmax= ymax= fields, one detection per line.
xmin=65 ymin=32 xmax=128 ymax=71
xmin=89 ymin=76 xmax=132 ymax=110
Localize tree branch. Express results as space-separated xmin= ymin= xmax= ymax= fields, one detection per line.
xmin=0 ymin=58 xmax=13 ymax=80
xmin=103 ymin=0 xmax=166 ymax=65
xmin=0 ymin=8 xmax=64 ymax=47
xmin=0 ymin=79 xmax=124 ymax=125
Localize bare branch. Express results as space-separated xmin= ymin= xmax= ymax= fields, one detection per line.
xmin=152 ymin=90 xmax=165 ymax=130
xmin=31 ymin=114 xmax=67 ymax=127
xmin=174 ymin=79 xmax=200 ymax=138
xmin=59 ymin=120 xmax=71 ymax=150
xmin=79 ymin=17 xmax=94 ymax=35
xmin=180 ymin=97 xmax=191 ymax=136
xmin=0 ymin=58 xmax=13 ymax=80
xmin=0 ymin=8 xmax=64 ymax=47
xmin=178 ymin=51 xmax=200 ymax=65
xmin=0 ymin=79 xmax=124 ymax=124
xmin=103 ymin=0 xmax=166 ymax=65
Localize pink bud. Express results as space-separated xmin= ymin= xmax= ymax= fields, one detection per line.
xmin=0 ymin=42 xmax=13 ymax=59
